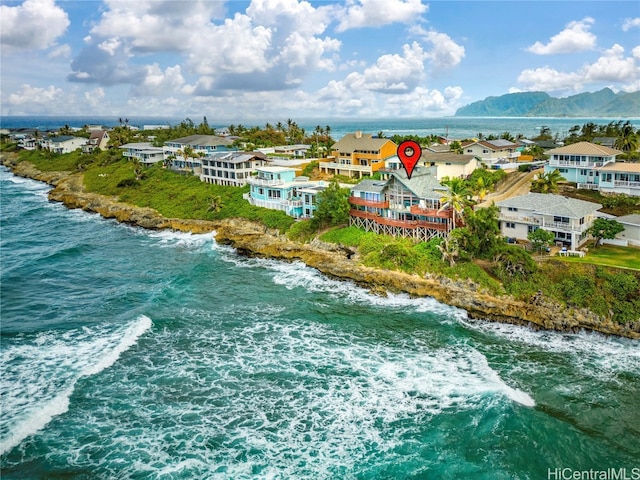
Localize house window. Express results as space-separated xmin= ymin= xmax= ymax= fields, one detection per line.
xmin=558 ymin=168 xmax=568 ymax=173
xmin=580 ymin=169 xmax=588 ymax=175
xmin=505 ymin=222 xmax=516 ymax=229
xmin=528 ymin=225 xmax=538 ymax=233
xmin=258 ymin=188 xmax=264 ymax=195
xmin=508 ymin=207 xmax=518 ymax=212
xmin=553 ymin=216 xmax=569 ymax=224
xmin=268 ymin=190 xmax=281 ymax=199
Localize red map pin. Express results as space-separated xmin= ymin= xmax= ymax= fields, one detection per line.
xmin=397 ymin=140 xmax=422 ymax=179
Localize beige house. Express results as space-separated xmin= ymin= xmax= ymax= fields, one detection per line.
xmin=82 ymin=130 xmax=110 ymax=153
xmin=419 ymin=152 xmax=481 ymax=181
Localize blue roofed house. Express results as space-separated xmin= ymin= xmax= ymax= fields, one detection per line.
xmin=596 ymin=162 xmax=640 ymax=197
xmin=496 ymin=193 xmax=602 ymax=250
xmin=349 ymin=167 xmax=456 ymax=242
xmin=245 ymin=166 xmax=329 ymax=219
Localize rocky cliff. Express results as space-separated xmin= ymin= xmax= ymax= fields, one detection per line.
xmin=3 ymin=155 xmax=639 ymax=339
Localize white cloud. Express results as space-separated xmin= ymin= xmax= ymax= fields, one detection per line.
xmin=0 ymin=0 xmax=69 ymax=53
xmin=345 ymin=42 xmax=427 ymax=93
xmin=517 ymin=44 xmax=640 ymax=93
xmin=622 ymin=17 xmax=640 ymax=32
xmin=132 ymin=64 xmax=187 ymax=97
xmin=527 ymin=17 xmax=596 ymax=55
xmin=335 ymin=0 xmax=427 ymax=32
xmin=411 ymin=27 xmax=465 ymax=70
xmin=6 ymin=84 xmax=64 ymax=107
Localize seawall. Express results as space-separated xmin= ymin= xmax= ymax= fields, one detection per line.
xmin=3 ymin=155 xmax=638 ymax=340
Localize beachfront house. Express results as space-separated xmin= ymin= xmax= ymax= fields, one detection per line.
xmin=163 ymin=134 xmax=234 ymax=174
xmin=544 ymin=141 xmax=621 ymax=190
xmin=349 ymin=167 xmax=456 ymax=242
xmin=462 ymin=139 xmax=520 ymax=168
xmin=82 ymin=130 xmax=110 ymax=153
xmin=319 ymin=131 xmax=397 ymax=178
xmin=244 ymin=166 xmax=328 ymax=218
xmin=496 ymin=193 xmax=602 ymax=250
xmin=201 ymin=151 xmax=269 ymax=187
xmin=119 ymin=142 xmax=165 ymax=166
xmin=41 ymin=136 xmax=87 ymax=154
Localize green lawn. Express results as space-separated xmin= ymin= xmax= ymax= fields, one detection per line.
xmin=558 ymin=244 xmax=640 ymax=270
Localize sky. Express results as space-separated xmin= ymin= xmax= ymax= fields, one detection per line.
xmin=1 ymin=0 xmax=639 ymax=121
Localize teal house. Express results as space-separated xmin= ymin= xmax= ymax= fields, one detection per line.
xmin=245 ymin=166 xmax=328 ymax=219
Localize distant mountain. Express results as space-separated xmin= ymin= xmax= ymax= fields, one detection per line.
xmin=455 ymin=88 xmax=640 ymax=117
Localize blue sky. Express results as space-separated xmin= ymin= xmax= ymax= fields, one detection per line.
xmin=1 ymin=0 xmax=639 ymax=120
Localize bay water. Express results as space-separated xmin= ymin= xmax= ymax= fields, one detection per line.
xmin=1 ymin=165 xmax=639 ymax=479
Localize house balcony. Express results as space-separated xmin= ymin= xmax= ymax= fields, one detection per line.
xmin=577 ymin=183 xmax=599 ymax=190
xmin=499 ymin=214 xmax=541 ymax=225
xmin=350 ymin=209 xmax=449 ymax=231
xmin=548 ymin=160 xmax=605 ymax=168
xmin=409 ymin=205 xmax=453 ymax=219
xmin=319 ymin=161 xmax=372 ymax=174
xmin=541 ymin=221 xmax=589 ymax=233
xmin=348 ymin=196 xmax=389 ymax=209
xmin=246 ymin=177 xmax=285 ymax=186
xmin=615 ymin=180 xmax=640 ymax=188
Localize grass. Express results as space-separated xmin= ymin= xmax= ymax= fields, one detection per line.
xmin=557 ymin=244 xmax=640 ymax=270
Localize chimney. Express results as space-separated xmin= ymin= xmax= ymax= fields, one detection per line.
xmin=355 ymin=130 xmax=362 ymax=139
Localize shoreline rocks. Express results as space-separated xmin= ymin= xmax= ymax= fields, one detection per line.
xmin=3 ymin=155 xmax=638 ymax=340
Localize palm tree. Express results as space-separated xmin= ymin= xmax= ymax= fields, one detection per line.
xmin=208 ymin=195 xmax=224 ymax=213
xmin=439 ymin=178 xmax=473 ymax=227
xmin=531 ymin=170 xmax=564 ymax=194
xmin=473 ymin=176 xmax=490 ymax=202
xmin=615 ymin=121 xmax=639 ymax=153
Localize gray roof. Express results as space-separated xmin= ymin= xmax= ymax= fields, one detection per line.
xmin=167 ymin=134 xmax=233 ymax=147
xmin=421 ymin=152 xmax=478 ymax=165
xmin=50 ymin=135 xmax=77 ymax=143
xmin=616 ymin=214 xmax=640 ymax=226
xmin=351 ymin=179 xmax=388 ymax=194
xmin=497 ymin=193 xmax=602 ymax=218
xmin=332 ymin=132 xmax=394 ymax=154
xmin=485 ymin=139 xmax=517 ymax=148
xmin=391 ymin=167 xmax=449 ymax=200
xmin=208 ymin=151 xmax=260 ymax=163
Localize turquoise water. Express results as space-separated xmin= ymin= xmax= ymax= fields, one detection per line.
xmin=1 ymin=166 xmax=639 ymax=479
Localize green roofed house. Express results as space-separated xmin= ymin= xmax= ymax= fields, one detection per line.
xmin=496 ymin=193 xmax=602 ymax=250
xmin=349 ymin=167 xmax=456 ymax=242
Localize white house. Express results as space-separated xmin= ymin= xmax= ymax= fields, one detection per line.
xmin=612 ymin=214 xmax=640 ymax=247
xmin=82 ymin=130 xmax=110 ymax=153
xmin=119 ymin=142 xmax=165 ymax=165
xmin=42 ymin=136 xmax=87 ymax=154
xmin=462 ymin=139 xmax=520 ymax=168
xmin=201 ymin=151 xmax=269 ymax=187
xmin=163 ymin=134 xmax=234 ymax=173
xmin=496 ymin=193 xmax=602 ymax=250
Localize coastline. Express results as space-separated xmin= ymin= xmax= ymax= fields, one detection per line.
xmin=3 ymin=154 xmax=639 ymax=340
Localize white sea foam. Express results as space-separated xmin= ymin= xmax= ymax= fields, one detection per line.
xmin=35 ymin=314 xmax=535 ymax=477
xmin=143 ymin=229 xmax=219 ymax=251
xmin=0 ymin=315 xmax=152 ymax=455
xmin=221 ymin=254 xmax=467 ymax=320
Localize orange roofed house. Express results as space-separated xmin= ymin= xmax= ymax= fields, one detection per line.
xmin=319 ymin=131 xmax=397 ymax=178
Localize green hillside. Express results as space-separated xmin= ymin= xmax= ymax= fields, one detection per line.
xmin=455 ymin=88 xmax=640 ymax=117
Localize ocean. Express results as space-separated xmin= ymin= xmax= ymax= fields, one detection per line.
xmin=1 ymin=160 xmax=640 ymax=478
xmin=2 ymin=115 xmax=640 ymax=141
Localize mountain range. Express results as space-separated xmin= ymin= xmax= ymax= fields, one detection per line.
xmin=454 ymin=88 xmax=640 ymax=117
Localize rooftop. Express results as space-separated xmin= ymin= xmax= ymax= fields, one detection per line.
xmin=547 ymin=141 xmax=622 ymax=157
xmin=597 ymin=162 xmax=640 ymax=173
xmin=497 ymin=193 xmax=602 ymax=218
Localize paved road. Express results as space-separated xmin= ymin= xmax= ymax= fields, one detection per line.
xmin=476 ymin=168 xmax=541 ymax=208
